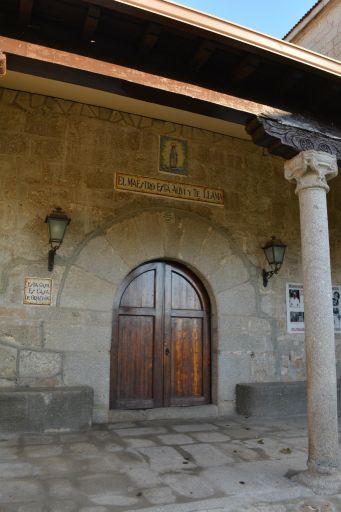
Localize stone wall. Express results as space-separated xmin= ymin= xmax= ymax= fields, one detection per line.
xmin=0 ymin=86 xmax=340 ymax=422
xmin=286 ymin=0 xmax=341 ymax=60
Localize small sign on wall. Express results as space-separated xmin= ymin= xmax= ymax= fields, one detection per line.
xmin=23 ymin=278 xmax=52 ymax=306
xmin=114 ymin=172 xmax=224 ymax=206
xmin=286 ymin=282 xmax=341 ymax=333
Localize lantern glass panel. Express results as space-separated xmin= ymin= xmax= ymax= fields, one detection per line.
xmin=274 ymin=245 xmax=286 ymax=265
xmin=47 ymin=217 xmax=68 ymax=244
xmin=264 ymin=245 xmax=275 ymax=266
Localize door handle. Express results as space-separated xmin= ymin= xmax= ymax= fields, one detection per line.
xmin=165 ymin=348 xmax=170 ymax=356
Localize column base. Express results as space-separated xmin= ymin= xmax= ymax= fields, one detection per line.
xmin=292 ymin=469 xmax=341 ymax=495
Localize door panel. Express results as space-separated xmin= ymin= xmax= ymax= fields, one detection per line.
xmin=171 ymin=271 xmax=202 ymax=310
xmin=120 ymin=269 xmax=156 ymax=308
xmin=170 ymin=317 xmax=203 ymax=401
xmin=111 ymin=261 xmax=210 ymax=409
xmin=116 ymin=316 xmax=155 ymax=408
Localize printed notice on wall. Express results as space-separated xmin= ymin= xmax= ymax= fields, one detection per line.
xmin=23 ymin=278 xmax=52 ymax=305
xmin=286 ymin=283 xmax=341 ymax=333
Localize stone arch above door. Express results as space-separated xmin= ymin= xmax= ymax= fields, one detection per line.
xmin=58 ymin=207 xmax=257 ymax=417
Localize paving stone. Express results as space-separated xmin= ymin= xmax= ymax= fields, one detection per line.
xmin=163 ymin=473 xmax=215 ymax=499
xmin=137 ymin=446 xmax=196 ymax=472
xmin=90 ymin=431 xmax=112 ymax=441
xmin=202 ymin=459 xmax=306 ymax=497
xmin=223 ymin=428 xmax=261 ymax=440
xmin=69 ymin=442 xmax=99 ymax=457
xmin=124 ymin=465 xmax=162 ymax=488
xmin=33 ymin=457 xmax=76 ymax=476
xmin=108 ymin=422 xmax=137 ymax=429
xmin=103 ymin=442 xmax=123 ymax=452
xmin=78 ymin=508 xmax=109 ymax=512
xmin=219 ymin=442 xmax=262 ymax=462
xmin=60 ymin=434 xmax=91 ymax=443
xmin=243 ymin=437 xmax=301 ymax=459
xmin=22 ymin=435 xmax=55 ymax=445
xmin=143 ymin=486 xmax=177 ymax=505
xmin=123 ymin=438 xmax=157 ymax=448
xmin=16 ymin=505 xmax=46 ymax=512
xmin=191 ymin=432 xmax=231 ymax=443
xmin=23 ymin=445 xmax=63 ymax=458
xmin=181 ymin=443 xmax=234 ymax=467
xmin=0 ymin=462 xmax=37 ymax=478
xmin=114 ymin=427 xmax=168 ymax=437
xmin=0 ymin=446 xmax=18 ymax=460
xmin=0 ymin=479 xmax=44 ymax=503
xmin=49 ymin=500 xmax=78 ymax=512
xmin=172 ymin=423 xmax=218 ymax=433
xmin=78 ymin=473 xmax=129 ymax=495
xmin=89 ymin=494 xmax=140 ymax=506
xmin=157 ymin=434 xmax=195 ymax=445
xmin=48 ymin=478 xmax=79 ymax=499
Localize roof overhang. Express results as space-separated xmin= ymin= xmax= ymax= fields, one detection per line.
xmin=0 ymin=0 xmax=340 ymax=158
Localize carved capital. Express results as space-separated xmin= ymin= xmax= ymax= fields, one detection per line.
xmin=284 ymin=150 xmax=338 ymax=194
xmin=246 ymin=117 xmax=341 ymax=165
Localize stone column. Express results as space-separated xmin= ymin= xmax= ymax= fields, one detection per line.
xmin=284 ymin=150 xmax=340 ymax=493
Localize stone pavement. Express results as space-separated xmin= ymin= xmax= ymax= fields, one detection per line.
xmin=0 ymin=415 xmax=341 ymax=512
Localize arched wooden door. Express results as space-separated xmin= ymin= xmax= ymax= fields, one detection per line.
xmin=110 ymin=261 xmax=211 ymax=409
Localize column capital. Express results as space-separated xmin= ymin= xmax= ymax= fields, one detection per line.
xmin=284 ymin=150 xmax=338 ymax=194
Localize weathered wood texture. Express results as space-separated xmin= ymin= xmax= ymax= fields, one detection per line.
xmin=110 ymin=262 xmax=210 ymax=409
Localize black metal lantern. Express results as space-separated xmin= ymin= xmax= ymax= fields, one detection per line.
xmin=45 ymin=208 xmax=71 ymax=271
xmin=262 ymin=236 xmax=286 ymax=287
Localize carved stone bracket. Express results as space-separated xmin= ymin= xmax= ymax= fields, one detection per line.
xmin=246 ymin=116 xmax=341 ymax=165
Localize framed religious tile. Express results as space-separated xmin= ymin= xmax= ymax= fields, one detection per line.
xmin=159 ymin=136 xmax=188 ymax=176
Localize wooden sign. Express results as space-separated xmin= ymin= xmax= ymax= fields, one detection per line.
xmin=114 ymin=172 xmax=224 ymax=206
xmin=23 ymin=278 xmax=52 ymax=305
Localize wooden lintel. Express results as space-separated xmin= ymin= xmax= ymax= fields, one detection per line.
xmin=190 ymin=40 xmax=215 ymax=72
xmin=19 ymin=0 xmax=34 ymax=29
xmin=0 ymin=35 xmax=281 ymax=120
xmin=139 ymin=23 xmax=162 ymax=54
xmin=83 ymin=5 xmax=101 ymax=41
xmin=231 ymin=54 xmax=260 ymax=81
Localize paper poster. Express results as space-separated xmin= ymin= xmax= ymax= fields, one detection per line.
xmin=286 ymin=283 xmax=341 ymax=333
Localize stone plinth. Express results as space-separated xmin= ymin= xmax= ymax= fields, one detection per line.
xmin=0 ymin=386 xmax=93 ymax=432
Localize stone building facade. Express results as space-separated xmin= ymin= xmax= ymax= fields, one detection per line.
xmin=0 ymin=85 xmax=341 ymax=422
xmin=284 ymin=0 xmax=341 ymax=60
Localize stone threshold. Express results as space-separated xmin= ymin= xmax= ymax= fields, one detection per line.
xmin=107 ymin=404 xmax=219 ymax=423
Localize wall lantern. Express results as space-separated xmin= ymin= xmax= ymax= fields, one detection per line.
xmin=262 ymin=236 xmax=287 ymax=287
xmin=45 ymin=208 xmax=71 ymax=271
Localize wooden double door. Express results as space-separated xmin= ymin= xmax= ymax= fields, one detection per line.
xmin=110 ymin=261 xmax=211 ymax=409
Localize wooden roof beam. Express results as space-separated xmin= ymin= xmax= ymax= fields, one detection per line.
xmin=231 ymin=54 xmax=260 ymax=81
xmin=190 ymin=40 xmax=215 ymax=72
xmin=139 ymin=23 xmax=162 ymax=55
xmin=18 ymin=0 xmax=34 ymax=29
xmin=83 ymin=5 xmax=101 ymax=42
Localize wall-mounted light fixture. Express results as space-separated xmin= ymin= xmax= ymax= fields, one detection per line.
xmin=45 ymin=208 xmax=71 ymax=271
xmin=262 ymin=236 xmax=286 ymax=287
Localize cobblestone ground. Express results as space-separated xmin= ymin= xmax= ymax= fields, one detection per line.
xmin=1 ymin=415 xmax=341 ymax=512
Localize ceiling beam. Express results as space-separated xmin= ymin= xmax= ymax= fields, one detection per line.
xmin=0 ymin=35 xmax=285 ymax=121
xmin=18 ymin=0 xmax=34 ymax=29
xmin=139 ymin=23 xmax=162 ymax=55
xmin=231 ymin=54 xmax=260 ymax=81
xmin=82 ymin=5 xmax=101 ymax=42
xmin=190 ymin=40 xmax=215 ymax=72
